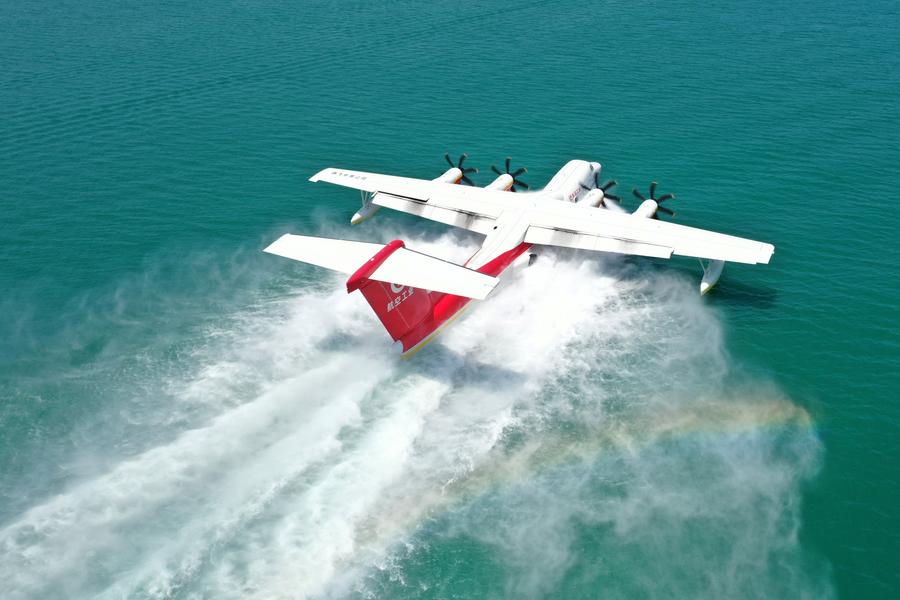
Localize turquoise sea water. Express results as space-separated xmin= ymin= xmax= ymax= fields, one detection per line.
xmin=2 ymin=0 xmax=898 ymax=598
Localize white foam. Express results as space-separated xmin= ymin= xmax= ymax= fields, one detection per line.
xmin=0 ymin=230 xmax=828 ymax=599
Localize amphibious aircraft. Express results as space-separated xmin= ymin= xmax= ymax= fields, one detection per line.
xmin=264 ymin=156 xmax=774 ymax=357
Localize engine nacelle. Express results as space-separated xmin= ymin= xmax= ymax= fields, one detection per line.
xmin=485 ymin=173 xmax=514 ymax=191
xmin=603 ymin=198 xmax=628 ymax=213
xmin=436 ymin=167 xmax=463 ymax=184
xmin=577 ymin=189 xmax=606 ymax=207
xmin=632 ymin=199 xmax=659 ymax=219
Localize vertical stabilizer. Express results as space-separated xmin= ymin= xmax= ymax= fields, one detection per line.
xmin=357 ymin=281 xmax=434 ymax=342
xmin=264 ymin=234 xmax=499 ymax=352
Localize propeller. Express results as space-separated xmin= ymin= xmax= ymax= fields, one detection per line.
xmin=632 ymin=181 xmax=676 ymax=218
xmin=580 ymin=172 xmax=620 ymax=204
xmin=444 ymin=153 xmax=478 ymax=185
xmin=491 ymin=157 xmax=529 ymax=191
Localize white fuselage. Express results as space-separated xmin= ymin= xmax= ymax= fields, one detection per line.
xmin=543 ymin=159 xmax=600 ymax=203
xmin=359 ymin=159 xmax=663 ymax=272
xmin=465 ymin=159 xmax=667 ymax=270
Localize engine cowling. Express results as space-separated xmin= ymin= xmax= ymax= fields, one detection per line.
xmin=485 ymin=173 xmax=514 ymax=191
xmin=577 ymin=189 xmax=606 ymax=207
xmin=604 ymin=199 xmax=627 ymax=213
xmin=631 ymin=182 xmax=675 ymax=219
xmin=632 ymin=199 xmax=659 ymax=219
xmin=579 ymin=189 xmax=629 ymax=213
xmin=436 ymin=167 xmax=463 ymax=184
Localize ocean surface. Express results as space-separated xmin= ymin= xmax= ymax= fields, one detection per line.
xmin=1 ymin=1 xmax=898 ymax=598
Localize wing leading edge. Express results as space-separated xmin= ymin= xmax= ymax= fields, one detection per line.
xmin=310 ymin=168 xmax=774 ymax=265
xmin=310 ymin=168 xmax=509 ymax=234
xmin=525 ymin=201 xmax=774 ymax=264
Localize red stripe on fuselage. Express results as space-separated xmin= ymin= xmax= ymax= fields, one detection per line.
xmin=397 ymin=242 xmax=532 ymax=352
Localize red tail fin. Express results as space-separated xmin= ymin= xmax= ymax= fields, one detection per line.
xmin=265 ymin=234 xmax=496 ymax=353
xmin=357 ymin=281 xmax=433 ymax=342
xmin=344 ymin=239 xmax=435 ymax=344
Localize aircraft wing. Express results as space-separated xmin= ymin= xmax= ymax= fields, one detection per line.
xmin=525 ymin=201 xmax=774 ymax=264
xmin=371 ymin=192 xmax=497 ymax=235
xmin=310 ymin=168 xmax=774 ymax=264
xmin=310 ymin=168 xmax=512 ymax=234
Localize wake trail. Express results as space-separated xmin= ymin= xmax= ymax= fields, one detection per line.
xmin=0 ymin=231 xmax=829 ymax=599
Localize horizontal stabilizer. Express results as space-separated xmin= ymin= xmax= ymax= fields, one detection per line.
xmin=264 ymin=234 xmax=499 ymax=299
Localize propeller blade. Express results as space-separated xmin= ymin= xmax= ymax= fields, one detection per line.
xmin=601 ymin=179 xmax=617 ymax=191
xmin=511 ymin=167 xmax=527 ymax=177
xmin=458 ymin=153 xmax=468 ymax=168
xmin=605 ymin=194 xmax=620 ymax=202
xmin=649 ymin=181 xmax=657 ymax=199
xmin=505 ymin=157 xmax=512 ymax=173
xmin=580 ymin=183 xmax=591 ymax=191
xmin=515 ymin=180 xmax=530 ymax=190
xmin=444 ymin=153 xmax=454 ymax=168
xmin=657 ymin=205 xmax=675 ymax=216
xmin=632 ymin=188 xmax=646 ymax=200
xmin=462 ymin=166 xmax=478 ymax=174
xmin=461 ymin=175 xmax=475 ymax=186
xmin=491 ymin=165 xmax=503 ymax=176
xmin=656 ymin=193 xmax=674 ymax=202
